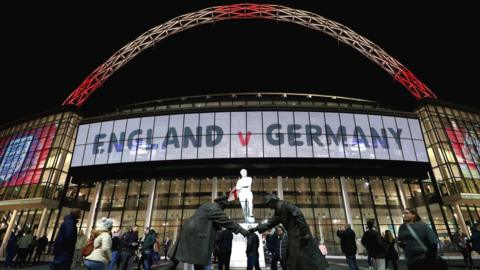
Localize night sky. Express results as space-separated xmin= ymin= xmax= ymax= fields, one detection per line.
xmin=1 ymin=2 xmax=477 ymax=126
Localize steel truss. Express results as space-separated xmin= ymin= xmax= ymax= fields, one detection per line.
xmin=63 ymin=3 xmax=437 ymax=107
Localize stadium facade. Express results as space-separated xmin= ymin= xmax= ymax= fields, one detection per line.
xmin=1 ymin=3 xmax=479 ymax=256
xmin=0 ymin=93 xmax=478 ymax=255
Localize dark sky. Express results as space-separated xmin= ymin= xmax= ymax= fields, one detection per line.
xmin=1 ymin=2 xmax=477 ymax=126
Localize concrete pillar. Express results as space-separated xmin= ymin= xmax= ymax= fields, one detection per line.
xmin=396 ymin=178 xmax=407 ymax=209
xmin=212 ymin=177 xmax=218 ymax=201
xmin=35 ymin=208 xmax=49 ymax=237
xmin=0 ymin=210 xmax=19 ymax=258
xmin=340 ymin=177 xmax=353 ymax=226
xmin=277 ymin=176 xmax=284 ymax=200
xmin=85 ymin=182 xmax=102 ymax=237
xmin=145 ymin=180 xmax=156 ymax=228
xmin=453 ymin=203 xmax=469 ymax=236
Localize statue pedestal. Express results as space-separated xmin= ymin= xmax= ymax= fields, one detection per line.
xmin=230 ymin=223 xmax=266 ymax=268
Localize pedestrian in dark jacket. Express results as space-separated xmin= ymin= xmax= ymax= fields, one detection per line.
xmin=51 ymin=208 xmax=82 ymax=270
xmin=398 ymin=208 xmax=438 ymax=270
xmin=119 ymin=225 xmax=139 ymax=270
xmin=215 ymin=228 xmax=233 ymax=270
xmin=4 ymin=232 xmax=18 ymax=268
xmin=271 ymin=226 xmax=287 ymax=270
xmin=142 ymin=228 xmax=157 ymax=270
xmin=453 ymin=229 xmax=473 ymax=268
xmin=34 ymin=234 xmax=48 ymax=262
xmin=361 ymin=219 xmax=386 ymax=270
xmin=246 ymin=232 xmax=261 ymax=270
xmin=384 ymin=230 xmax=399 ymax=270
xmin=160 ymin=196 xmax=249 ymax=270
xmin=337 ymin=224 xmax=359 ymax=270
xmin=250 ymin=194 xmax=329 ymax=270
xmin=471 ymin=223 xmax=480 ymax=254
xmin=163 ymin=236 xmax=171 ymax=261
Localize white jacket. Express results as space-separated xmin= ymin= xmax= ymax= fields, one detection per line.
xmin=85 ymin=231 xmax=112 ymax=264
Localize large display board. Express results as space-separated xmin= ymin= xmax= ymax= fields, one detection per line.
xmin=0 ymin=123 xmax=57 ymax=186
xmin=71 ymin=111 xmax=428 ymax=167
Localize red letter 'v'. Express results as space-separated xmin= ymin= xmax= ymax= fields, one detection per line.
xmin=238 ymin=131 xmax=252 ymax=146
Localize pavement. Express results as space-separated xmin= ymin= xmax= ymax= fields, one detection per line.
xmin=1 ymin=257 xmax=479 ymax=270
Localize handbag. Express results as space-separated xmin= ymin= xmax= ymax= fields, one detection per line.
xmin=406 ymin=224 xmax=448 ymax=270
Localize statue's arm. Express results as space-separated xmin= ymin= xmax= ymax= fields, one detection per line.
xmin=209 ymin=206 xmax=242 ymax=234
xmin=257 ymin=215 xmax=281 ymax=233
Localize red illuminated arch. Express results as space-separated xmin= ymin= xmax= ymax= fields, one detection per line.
xmin=63 ymin=3 xmax=437 ymax=107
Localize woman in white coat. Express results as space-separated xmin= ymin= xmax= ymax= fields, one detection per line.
xmin=84 ymin=217 xmax=113 ymax=270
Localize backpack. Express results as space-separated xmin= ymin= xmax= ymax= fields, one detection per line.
xmin=82 ymin=230 xmax=102 ymax=257
xmin=81 ymin=237 xmax=95 ymax=257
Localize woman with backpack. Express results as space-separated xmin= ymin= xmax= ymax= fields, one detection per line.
xmin=84 ymin=218 xmax=113 ymax=270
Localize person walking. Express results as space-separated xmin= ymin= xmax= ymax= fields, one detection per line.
xmin=163 ymin=236 xmax=171 ymax=261
xmin=142 ymin=227 xmax=157 ymax=270
xmin=84 ymin=217 xmax=113 ymax=270
xmin=215 ymin=228 xmax=233 ymax=270
xmin=383 ymin=230 xmax=399 ymax=270
xmin=246 ymin=232 xmax=261 ymax=270
xmin=4 ymin=231 xmax=19 ymax=268
xmin=453 ymin=229 xmax=473 ymax=269
xmin=108 ymin=230 xmax=122 ymax=270
xmin=337 ymin=224 xmax=359 ymax=270
xmin=15 ymin=230 xmax=33 ymax=268
xmin=398 ymin=208 xmax=439 ymax=270
xmin=72 ymin=229 xmax=87 ymax=267
xmin=270 ymin=226 xmax=287 ymax=270
xmin=52 ymin=208 xmax=82 ymax=270
xmin=33 ymin=233 xmax=48 ymax=263
xmin=361 ymin=219 xmax=386 ymax=270
xmin=119 ymin=225 xmax=139 ymax=270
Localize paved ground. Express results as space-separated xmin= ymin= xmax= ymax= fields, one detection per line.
xmin=1 ymin=257 xmax=479 ymax=270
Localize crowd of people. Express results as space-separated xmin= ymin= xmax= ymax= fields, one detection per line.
xmin=336 ymin=207 xmax=480 ymax=270
xmin=5 ymin=200 xmax=480 ymax=270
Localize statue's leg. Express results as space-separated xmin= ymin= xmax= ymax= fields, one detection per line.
xmin=248 ymin=199 xmax=253 ymax=217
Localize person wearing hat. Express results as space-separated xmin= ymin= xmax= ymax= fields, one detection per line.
xmin=84 ymin=217 xmax=113 ymax=270
xmin=160 ymin=195 xmax=250 ymax=270
xmin=249 ymin=194 xmax=329 ymax=270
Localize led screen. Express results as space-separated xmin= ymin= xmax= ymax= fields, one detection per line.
xmin=0 ymin=123 xmax=57 ymax=186
xmin=71 ymin=111 xmax=428 ymax=167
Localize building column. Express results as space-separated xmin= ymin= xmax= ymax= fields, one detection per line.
xmin=396 ymin=178 xmax=407 ymax=209
xmin=340 ymin=177 xmax=353 ymax=226
xmin=85 ymin=182 xmax=102 ymax=237
xmin=35 ymin=207 xmax=49 ymax=237
xmin=277 ymin=176 xmax=284 ymax=200
xmin=453 ymin=203 xmax=469 ymax=235
xmin=212 ymin=177 xmax=218 ymax=201
xmin=145 ymin=180 xmax=156 ymax=228
xmin=0 ymin=210 xmax=19 ymax=258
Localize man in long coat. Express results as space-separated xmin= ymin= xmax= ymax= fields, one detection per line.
xmin=163 ymin=196 xmax=249 ymax=270
xmin=250 ymin=194 xmax=329 ymax=270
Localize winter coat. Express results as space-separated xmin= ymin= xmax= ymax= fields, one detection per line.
xmin=273 ymin=234 xmax=287 ymax=260
xmin=169 ymin=201 xmax=245 ymax=266
xmin=120 ymin=230 xmax=139 ymax=253
xmin=85 ymin=231 xmax=112 ymax=264
xmin=53 ymin=214 xmax=78 ymax=264
xmin=246 ymin=233 xmax=259 ymax=256
xmin=398 ymin=221 xmax=438 ymax=264
xmin=36 ymin=236 xmax=48 ymax=251
xmin=337 ymin=228 xmax=357 ymax=256
xmin=257 ymin=201 xmax=329 ymax=270
xmin=216 ymin=230 xmax=233 ymax=253
xmin=361 ymin=227 xmax=386 ymax=258
xmin=471 ymin=228 xmax=480 ymax=253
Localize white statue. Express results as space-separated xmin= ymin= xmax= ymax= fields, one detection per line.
xmin=236 ymin=169 xmax=254 ymax=223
